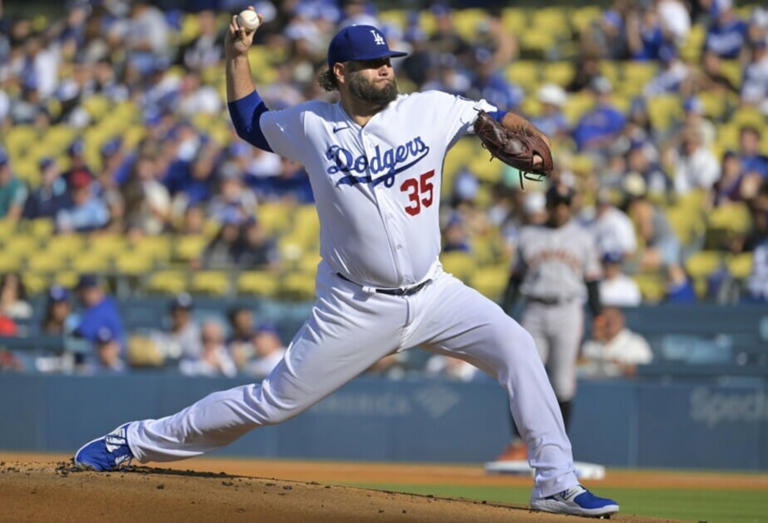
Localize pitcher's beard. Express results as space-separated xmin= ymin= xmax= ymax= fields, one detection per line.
xmin=348 ymin=74 xmax=398 ymax=107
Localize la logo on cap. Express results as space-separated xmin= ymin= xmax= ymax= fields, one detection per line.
xmin=370 ymin=30 xmax=385 ymax=46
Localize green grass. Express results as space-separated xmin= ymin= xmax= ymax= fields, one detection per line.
xmin=343 ymin=483 xmax=768 ymax=523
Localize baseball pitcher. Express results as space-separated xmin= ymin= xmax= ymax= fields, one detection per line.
xmin=74 ymin=12 xmax=617 ymax=517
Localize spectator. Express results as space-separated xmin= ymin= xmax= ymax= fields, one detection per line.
xmin=56 ymin=168 xmax=110 ymax=233
xmin=425 ymin=355 xmax=480 ymax=382
xmin=643 ymin=47 xmax=693 ymax=97
xmin=626 ymin=5 xmax=669 ymax=61
xmin=0 ymin=149 xmax=28 ymax=222
xmin=179 ymin=320 xmax=237 ymax=378
xmin=227 ymin=306 xmax=255 ymax=370
xmin=580 ymin=307 xmax=652 ymax=377
xmin=442 ymin=213 xmax=471 ymax=253
xmin=672 ymin=127 xmax=720 ymax=195
xmin=73 ymin=274 xmax=125 ymax=351
xmin=626 ymin=141 xmax=671 ymax=196
xmin=668 ymin=96 xmax=716 ymax=148
xmin=178 ymin=203 xmax=206 ymax=235
xmin=177 ymin=72 xmax=223 ymax=117
xmin=235 ymin=218 xmax=280 ymax=269
xmin=199 ymin=214 xmax=243 ymax=269
xmin=592 ymin=188 xmax=637 ymax=259
xmin=572 ymin=76 xmax=626 ymax=152
xmin=122 ymin=147 xmax=171 ymax=236
xmin=41 ymin=285 xmax=76 ymax=335
xmin=566 ymin=53 xmax=601 ymax=93
xmin=737 ymin=126 xmax=768 ymax=179
xmin=208 ymin=167 xmax=258 ymax=225
xmin=23 ymin=157 xmax=67 ymax=219
xmin=747 ymin=238 xmax=768 ymax=302
xmin=179 ymin=10 xmax=224 ymax=72
xmin=0 ymin=273 xmax=32 ymax=321
xmin=246 ymin=323 xmax=286 ymax=378
xmin=622 ymin=174 xmax=680 ymax=270
xmin=658 ymin=0 xmax=691 ymax=46
xmin=83 ymin=326 xmax=126 ymax=375
xmin=703 ymin=0 xmax=748 ymax=59
xmin=158 ymin=293 xmax=202 ymax=361
xmin=531 ymin=84 xmax=569 ymax=139
xmin=711 ymin=151 xmax=746 ymax=206
xmin=695 ymin=50 xmax=740 ymax=94
xmin=467 ymin=47 xmax=523 ymax=112
xmin=600 ymin=252 xmax=642 ymax=307
xmin=664 ymin=264 xmax=697 ymax=303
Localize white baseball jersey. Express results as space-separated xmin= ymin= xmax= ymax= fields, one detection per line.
xmin=259 ymin=91 xmax=496 ymax=288
xmin=516 ymin=221 xmax=601 ymax=301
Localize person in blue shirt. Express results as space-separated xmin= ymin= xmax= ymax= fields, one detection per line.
xmin=73 ymin=274 xmax=126 ymax=352
xmin=55 ymin=168 xmax=110 ymax=232
xmin=703 ymin=0 xmax=747 ymax=59
xmin=468 ymin=47 xmax=523 ymax=112
xmin=531 ymin=84 xmax=569 ymax=139
xmin=738 ymin=126 xmax=768 ymax=178
xmin=572 ymin=76 xmax=626 ymax=152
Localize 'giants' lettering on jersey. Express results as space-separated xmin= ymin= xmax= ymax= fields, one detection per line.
xmin=325 ymin=137 xmax=430 ymax=188
xmin=527 ymin=249 xmax=584 ymax=273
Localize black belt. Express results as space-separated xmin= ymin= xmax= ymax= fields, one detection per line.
xmin=526 ymin=295 xmax=574 ymax=305
xmin=337 ymin=273 xmax=430 ymax=296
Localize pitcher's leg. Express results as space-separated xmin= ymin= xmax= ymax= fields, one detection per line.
xmin=411 ymin=274 xmax=577 ymax=498
xmin=129 ymin=283 xmax=406 ymax=463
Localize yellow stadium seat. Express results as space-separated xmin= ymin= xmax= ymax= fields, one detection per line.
xmin=570 ymin=6 xmax=601 ymax=33
xmin=452 ymin=8 xmax=487 ymax=40
xmin=279 ymin=272 xmax=316 ymax=300
xmin=278 ymin=234 xmax=305 ymax=263
xmin=505 ymin=61 xmax=540 ymax=92
xmin=257 ymin=202 xmax=291 ymax=235
xmin=238 ymin=271 xmax=280 ymax=297
xmin=647 ymin=95 xmax=683 ymax=131
xmin=542 ymin=62 xmax=574 ymax=87
xmin=731 ymin=107 xmax=765 ymax=129
xmin=0 ymin=254 xmax=23 ymax=273
xmin=562 ymin=92 xmax=594 ymax=125
xmin=146 ymin=270 xmax=187 ymax=294
xmin=633 ymin=272 xmax=664 ymax=303
xmin=440 ymin=251 xmax=476 ymax=282
xmin=719 ymin=60 xmax=742 ymax=89
xmin=132 ymin=235 xmax=172 ymax=262
xmin=115 ymin=255 xmax=154 ymax=276
xmin=179 ymin=13 xmax=201 ymax=44
xmin=708 ymin=202 xmax=752 ymax=235
xmin=379 ymin=9 xmax=407 ymax=30
xmin=46 ymin=234 xmax=85 ymax=258
xmin=190 ymin=271 xmax=230 ymax=295
xmin=28 ymin=218 xmax=54 ymax=239
xmin=470 ymin=264 xmax=509 ymax=301
xmin=4 ymin=236 xmax=39 ymax=256
xmin=22 ymin=273 xmax=48 ymax=295
xmin=71 ymin=254 xmax=111 ymax=274
xmin=4 ymin=125 xmax=37 ymax=155
xmin=684 ymin=250 xmax=723 ymax=279
xmin=622 ymin=61 xmax=657 ymax=87
xmin=716 ymin=123 xmax=740 ymax=151
xmin=83 ymin=95 xmax=111 ymax=120
xmin=727 ymin=252 xmax=753 ymax=280
xmin=292 ymin=205 xmax=320 ymax=247
xmin=599 ymin=61 xmax=620 ymax=86
xmin=298 ymin=252 xmax=322 ymax=274
xmin=468 ymin=151 xmax=503 ymax=183
xmin=0 ymin=219 xmax=18 ymax=239
xmin=520 ymin=32 xmax=556 ymax=54
xmin=174 ymin=235 xmax=208 ymax=262
xmin=53 ymin=271 xmax=78 ymax=288
xmin=27 ymin=253 xmax=66 ymax=274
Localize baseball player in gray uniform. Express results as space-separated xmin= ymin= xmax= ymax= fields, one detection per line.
xmin=74 ymin=12 xmax=617 ymax=517
xmin=505 ymin=184 xmax=603 ymax=431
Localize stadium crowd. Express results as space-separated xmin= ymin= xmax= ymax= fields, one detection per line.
xmin=0 ymin=0 xmax=767 ymax=375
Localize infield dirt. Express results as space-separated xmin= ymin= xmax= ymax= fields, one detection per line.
xmin=0 ymin=454 xmax=685 ymax=522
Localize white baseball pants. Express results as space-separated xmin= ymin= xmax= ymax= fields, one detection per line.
xmin=127 ymin=262 xmax=578 ymax=498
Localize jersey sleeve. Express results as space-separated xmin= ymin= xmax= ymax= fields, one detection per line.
xmin=422 ymin=91 xmax=498 ymax=148
xmin=258 ymin=102 xmax=315 ymax=164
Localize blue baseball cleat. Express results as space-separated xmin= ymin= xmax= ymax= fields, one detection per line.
xmin=530 ymin=485 xmax=619 ymax=517
xmin=74 ymin=424 xmax=134 ymax=471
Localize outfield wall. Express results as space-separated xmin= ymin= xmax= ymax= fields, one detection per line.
xmin=1 ymin=374 xmax=766 ymax=470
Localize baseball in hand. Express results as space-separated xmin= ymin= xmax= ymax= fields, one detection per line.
xmin=237 ymin=10 xmax=261 ymax=31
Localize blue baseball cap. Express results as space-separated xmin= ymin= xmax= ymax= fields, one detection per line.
xmin=327 ymin=24 xmax=407 ymax=68
xmin=48 ymin=285 xmax=70 ymax=302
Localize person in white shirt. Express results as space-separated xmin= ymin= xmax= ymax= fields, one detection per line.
xmin=580 ymin=307 xmax=653 ymax=378
xmin=246 ymin=323 xmax=287 ymax=378
xmin=599 ymin=252 xmax=642 ymax=307
xmin=179 ymin=320 xmax=237 ymax=378
xmin=592 ymin=188 xmax=637 ymax=259
xmin=673 ymin=127 xmax=720 ymax=195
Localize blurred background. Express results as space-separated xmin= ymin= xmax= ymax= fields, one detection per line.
xmin=0 ymin=0 xmax=767 ymax=469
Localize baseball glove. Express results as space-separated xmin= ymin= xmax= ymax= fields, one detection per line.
xmin=474 ymin=111 xmax=553 ymax=188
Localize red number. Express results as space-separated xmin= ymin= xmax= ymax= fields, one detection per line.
xmin=420 ymin=170 xmax=435 ymax=208
xmin=401 ymin=178 xmax=420 ymax=216
xmin=400 ymin=170 xmax=435 ymax=216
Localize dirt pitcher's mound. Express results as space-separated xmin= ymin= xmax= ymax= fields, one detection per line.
xmin=0 ymin=461 xmax=665 ymax=523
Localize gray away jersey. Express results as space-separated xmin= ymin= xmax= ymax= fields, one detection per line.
xmin=515 ymin=221 xmax=601 ymax=302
